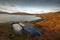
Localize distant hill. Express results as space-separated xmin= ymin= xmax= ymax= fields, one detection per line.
xmin=0 ymin=11 xmax=8 ymax=14
xmin=0 ymin=11 xmax=60 ymax=15
xmin=0 ymin=11 xmax=30 ymax=15
xmin=32 ymin=11 xmax=60 ymax=16
xmin=13 ymin=12 xmax=32 ymax=15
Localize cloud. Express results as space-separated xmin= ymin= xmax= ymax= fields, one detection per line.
xmin=0 ymin=0 xmax=60 ymax=13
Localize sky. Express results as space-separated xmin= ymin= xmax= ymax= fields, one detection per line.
xmin=0 ymin=0 xmax=60 ymax=14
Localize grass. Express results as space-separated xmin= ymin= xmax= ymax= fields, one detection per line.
xmin=0 ymin=12 xmax=60 ymax=40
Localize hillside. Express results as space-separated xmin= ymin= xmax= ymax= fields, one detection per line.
xmin=30 ymin=12 xmax=60 ymax=40
xmin=0 ymin=11 xmax=30 ymax=15
xmin=0 ymin=12 xmax=60 ymax=40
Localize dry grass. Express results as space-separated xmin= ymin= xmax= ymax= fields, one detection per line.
xmin=0 ymin=12 xmax=60 ymax=40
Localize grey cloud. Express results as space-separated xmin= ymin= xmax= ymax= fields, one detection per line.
xmin=0 ymin=0 xmax=60 ymax=13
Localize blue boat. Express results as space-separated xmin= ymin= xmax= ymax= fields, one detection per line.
xmin=23 ymin=25 xmax=41 ymax=36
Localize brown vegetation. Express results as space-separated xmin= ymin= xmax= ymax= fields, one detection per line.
xmin=0 ymin=12 xmax=60 ymax=40
xmin=30 ymin=12 xmax=60 ymax=40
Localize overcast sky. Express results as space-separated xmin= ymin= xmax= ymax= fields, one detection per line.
xmin=0 ymin=0 xmax=60 ymax=14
